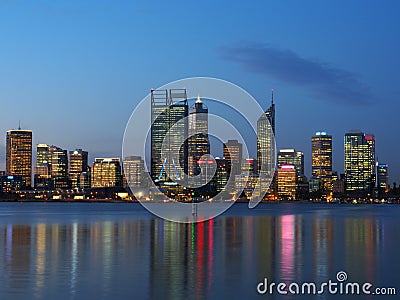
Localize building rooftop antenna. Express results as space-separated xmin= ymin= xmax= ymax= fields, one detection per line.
xmin=271 ymin=88 xmax=274 ymax=105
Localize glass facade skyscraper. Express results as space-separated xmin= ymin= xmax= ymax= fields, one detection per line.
xmin=223 ymin=139 xmax=243 ymax=177
xmin=188 ymin=95 xmax=210 ymax=177
xmin=69 ymin=149 xmax=89 ymax=188
xmin=49 ymin=145 xmax=69 ymax=189
xmin=311 ymin=132 xmax=333 ymax=194
xmin=344 ymin=131 xmax=376 ymax=194
xmin=6 ymin=129 xmax=33 ymax=187
xmin=150 ymin=89 xmax=188 ymax=183
xmin=377 ymin=163 xmax=389 ymax=193
xmin=34 ymin=144 xmax=51 ymax=189
xmin=123 ymin=156 xmax=145 ymax=188
xmin=277 ymin=149 xmax=304 ymax=177
xmin=257 ymin=92 xmax=275 ymax=177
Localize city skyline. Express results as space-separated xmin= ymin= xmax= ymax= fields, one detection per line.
xmin=0 ymin=99 xmax=397 ymax=190
xmin=0 ymin=91 xmax=391 ymax=202
xmin=1 ymin=1 xmax=399 ymax=182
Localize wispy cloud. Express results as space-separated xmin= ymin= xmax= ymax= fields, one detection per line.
xmin=219 ymin=42 xmax=373 ymax=105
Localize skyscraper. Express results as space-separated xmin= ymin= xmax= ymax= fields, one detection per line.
xmin=49 ymin=145 xmax=69 ymax=188
xmin=34 ymin=144 xmax=52 ymax=189
xmin=257 ymin=90 xmax=275 ymax=177
xmin=277 ymin=149 xmax=304 ymax=178
xmin=214 ymin=157 xmax=230 ymax=193
xmin=123 ymin=156 xmax=145 ymax=188
xmin=69 ymin=149 xmax=89 ymax=188
xmin=34 ymin=144 xmax=69 ymax=189
xmin=91 ymin=158 xmax=122 ymax=188
xmin=311 ymin=132 xmax=333 ymax=194
xmin=150 ymin=89 xmax=188 ymax=183
xmin=277 ymin=165 xmax=297 ymax=200
xmin=36 ymin=143 xmax=51 ymax=166
xmin=223 ymin=139 xmax=243 ymax=176
xmin=241 ymin=158 xmax=258 ymax=175
xmin=6 ymin=129 xmax=33 ymax=187
xmin=377 ymin=163 xmax=389 ymax=194
xmin=188 ymin=95 xmax=210 ymax=177
xmin=344 ymin=130 xmax=376 ymax=195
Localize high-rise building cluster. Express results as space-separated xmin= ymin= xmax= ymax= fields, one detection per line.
xmin=1 ymin=129 xmax=145 ymax=196
xmin=0 ymin=88 xmax=393 ymax=202
xmin=147 ymin=88 xmax=390 ymax=201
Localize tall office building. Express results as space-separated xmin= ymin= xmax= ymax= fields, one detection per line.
xmin=69 ymin=149 xmax=88 ymax=188
xmin=277 ymin=149 xmax=304 ymax=177
xmin=365 ymin=134 xmax=376 ymax=181
xmin=91 ymin=158 xmax=122 ymax=188
xmin=49 ymin=145 xmax=69 ymax=188
xmin=188 ymin=95 xmax=210 ymax=177
xmin=223 ymin=140 xmax=243 ymax=176
xmin=214 ymin=158 xmax=230 ymax=193
xmin=6 ymin=129 xmax=33 ymax=187
xmin=277 ymin=165 xmax=297 ymax=200
xmin=150 ymin=89 xmax=188 ymax=183
xmin=377 ymin=163 xmax=388 ymax=193
xmin=312 ymin=132 xmax=333 ymax=194
xmin=123 ymin=156 xmax=145 ymax=188
xmin=344 ymin=130 xmax=376 ymax=194
xmin=36 ymin=143 xmax=51 ymax=166
xmin=241 ymin=158 xmax=258 ymax=175
xmin=34 ymin=144 xmax=69 ymax=189
xmin=79 ymin=170 xmax=91 ymax=189
xmin=257 ymin=90 xmax=275 ymax=176
xmin=34 ymin=144 xmax=52 ymax=189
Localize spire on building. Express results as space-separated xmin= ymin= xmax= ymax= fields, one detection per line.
xmin=196 ymin=94 xmax=202 ymax=104
xmin=271 ymin=88 xmax=274 ymax=105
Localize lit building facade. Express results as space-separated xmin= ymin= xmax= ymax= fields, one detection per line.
xmin=215 ymin=158 xmax=230 ymax=193
xmin=49 ymin=145 xmax=69 ymax=189
xmin=69 ymin=149 xmax=88 ymax=188
xmin=6 ymin=130 xmax=33 ymax=187
xmin=241 ymin=158 xmax=258 ymax=175
xmin=123 ymin=156 xmax=145 ymax=188
xmin=223 ymin=140 xmax=242 ymax=176
xmin=0 ymin=175 xmax=24 ymax=192
xmin=188 ymin=96 xmax=210 ymax=177
xmin=277 ymin=165 xmax=296 ymax=200
xmin=79 ymin=171 xmax=91 ymax=188
xmin=91 ymin=158 xmax=122 ymax=188
xmin=34 ymin=144 xmax=69 ymax=189
xmin=150 ymin=89 xmax=188 ymax=183
xmin=377 ymin=163 xmax=389 ymax=193
xmin=312 ymin=132 xmax=333 ymax=194
xmin=277 ymin=149 xmax=304 ymax=178
xmin=35 ymin=143 xmax=52 ymax=189
xmin=344 ymin=131 xmax=376 ymax=194
xmin=36 ymin=143 xmax=51 ymax=166
xmin=257 ymin=91 xmax=275 ymax=177
xmin=34 ymin=164 xmax=52 ymax=189
xmin=235 ymin=174 xmax=258 ymax=199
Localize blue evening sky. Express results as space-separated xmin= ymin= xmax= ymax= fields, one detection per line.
xmin=1 ymin=0 xmax=399 ymax=181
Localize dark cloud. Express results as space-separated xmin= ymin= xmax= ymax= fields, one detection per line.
xmin=219 ymin=42 xmax=373 ymax=104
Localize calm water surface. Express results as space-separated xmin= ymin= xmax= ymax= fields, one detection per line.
xmin=0 ymin=202 xmax=399 ymax=300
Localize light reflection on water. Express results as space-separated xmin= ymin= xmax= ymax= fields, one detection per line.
xmin=0 ymin=203 xmax=398 ymax=300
